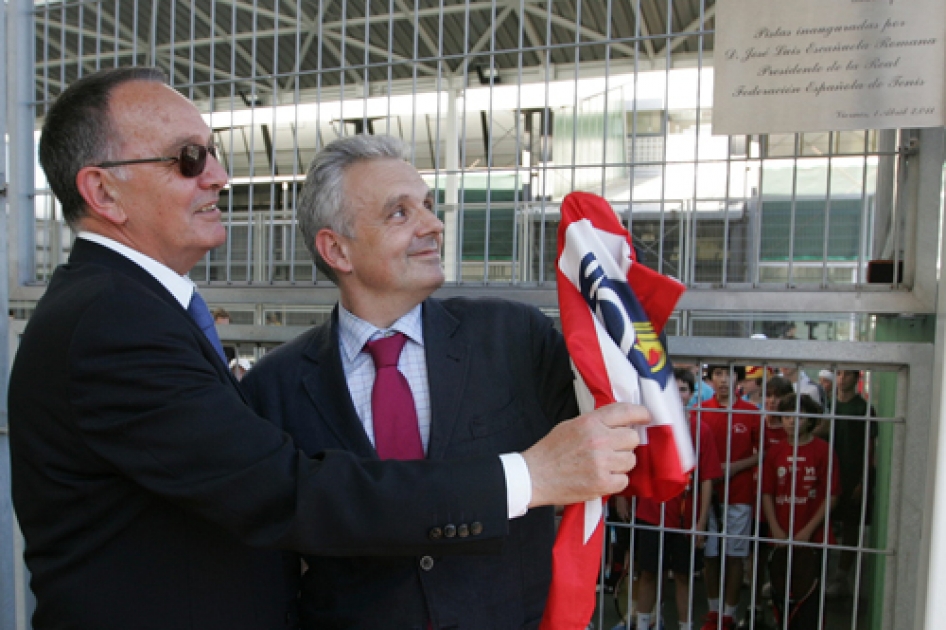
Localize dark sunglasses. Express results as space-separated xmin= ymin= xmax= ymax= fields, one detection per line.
xmin=94 ymin=143 xmax=218 ymax=178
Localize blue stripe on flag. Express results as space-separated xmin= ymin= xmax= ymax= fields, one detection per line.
xmin=578 ymin=252 xmax=672 ymax=389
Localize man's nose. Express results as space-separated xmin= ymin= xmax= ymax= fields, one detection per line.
xmin=420 ymin=208 xmax=445 ymax=235
xmin=200 ymin=151 xmax=229 ymax=189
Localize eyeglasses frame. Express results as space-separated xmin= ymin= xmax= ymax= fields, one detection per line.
xmin=93 ymin=143 xmax=218 ymax=178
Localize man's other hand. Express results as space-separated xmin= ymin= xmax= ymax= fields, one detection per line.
xmin=523 ymin=402 xmax=648 ymax=508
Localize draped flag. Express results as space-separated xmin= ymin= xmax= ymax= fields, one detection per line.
xmin=540 ymin=192 xmax=695 ymax=630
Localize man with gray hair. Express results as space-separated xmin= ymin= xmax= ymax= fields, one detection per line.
xmin=242 ymin=134 xmax=620 ymax=628
xmin=10 ymin=68 xmax=645 ymax=630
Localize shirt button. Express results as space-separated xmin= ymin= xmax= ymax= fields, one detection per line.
xmin=470 ymin=521 xmax=484 ymax=536
xmin=420 ymin=555 xmax=434 ymax=571
xmin=457 ymin=524 xmax=470 ymax=538
xmin=444 ymin=524 xmax=457 ymax=538
xmin=428 ymin=527 xmax=443 ymax=540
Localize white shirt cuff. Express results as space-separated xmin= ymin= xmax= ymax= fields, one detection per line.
xmin=500 ymin=452 xmax=532 ymax=519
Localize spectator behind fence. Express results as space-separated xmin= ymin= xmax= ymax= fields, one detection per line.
xmin=740 ymin=365 xmax=766 ymax=408
xmin=780 ymin=365 xmax=823 ymax=407
xmin=212 ymin=307 xmax=236 ymax=362
xmin=676 ymin=366 xmax=696 ymax=410
xmin=8 ymin=67 xmax=646 ymax=630
xmin=686 ymin=363 xmax=716 ymax=410
xmin=695 ymin=365 xmax=761 ymax=630
xmin=735 ymin=372 xmax=795 ymax=630
xmin=212 ymin=307 xmax=230 ymax=325
xmin=621 ymin=366 xmax=723 ymax=630
xmin=761 ymin=376 xmax=795 ymax=452
xmin=818 ymin=369 xmax=835 ymax=408
xmin=762 ymin=393 xmax=840 ymax=629
xmin=818 ymin=369 xmax=877 ymax=599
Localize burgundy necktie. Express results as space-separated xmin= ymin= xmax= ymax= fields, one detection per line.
xmin=365 ymin=333 xmax=424 ymax=460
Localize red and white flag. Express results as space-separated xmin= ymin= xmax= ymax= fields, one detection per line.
xmin=540 ymin=192 xmax=694 ymax=630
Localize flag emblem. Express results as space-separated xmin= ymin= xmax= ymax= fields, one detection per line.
xmin=634 ymin=322 xmax=667 ymax=375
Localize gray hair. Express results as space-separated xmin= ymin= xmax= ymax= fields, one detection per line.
xmin=298 ymin=134 xmax=409 ymax=282
xmin=39 ymin=66 xmax=167 ymax=227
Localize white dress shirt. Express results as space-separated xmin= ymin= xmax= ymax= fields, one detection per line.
xmin=77 ymin=232 xmax=198 ymax=308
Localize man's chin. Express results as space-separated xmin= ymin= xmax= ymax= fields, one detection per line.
xmin=419 ymin=271 xmax=446 ymax=296
xmin=205 ymin=226 xmax=228 ymax=250
xmin=410 ymin=257 xmax=445 ymax=277
xmin=424 ymin=274 xmax=446 ymax=291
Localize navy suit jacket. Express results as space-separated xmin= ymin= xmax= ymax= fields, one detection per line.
xmin=242 ymin=298 xmax=578 ymax=630
xmin=9 ymin=240 xmax=510 ymax=630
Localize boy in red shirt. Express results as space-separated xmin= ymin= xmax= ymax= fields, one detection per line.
xmin=737 ymin=374 xmax=795 ymax=630
xmin=629 ymin=368 xmax=724 ymax=630
xmin=696 ymin=365 xmax=762 ymax=630
xmin=762 ymin=394 xmax=840 ymax=629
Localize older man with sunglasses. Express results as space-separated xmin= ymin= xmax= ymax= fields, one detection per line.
xmin=9 ymin=67 xmax=647 ymax=630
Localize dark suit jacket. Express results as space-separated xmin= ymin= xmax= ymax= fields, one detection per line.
xmin=9 ymin=240 xmax=509 ymax=630
xmin=241 ymin=298 xmax=578 ymax=630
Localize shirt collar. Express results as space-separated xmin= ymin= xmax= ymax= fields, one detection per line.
xmin=337 ymin=303 xmax=424 ymax=362
xmin=77 ymin=232 xmax=196 ymax=308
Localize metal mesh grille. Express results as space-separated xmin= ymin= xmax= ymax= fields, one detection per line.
xmin=602 ymin=361 xmax=897 ymax=630
xmin=11 ymin=3 xmax=934 ymax=629
xmin=29 ymin=0 xmax=903 ymax=297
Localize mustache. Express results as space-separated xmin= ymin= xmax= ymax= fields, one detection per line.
xmin=407 ymin=236 xmax=441 ymax=255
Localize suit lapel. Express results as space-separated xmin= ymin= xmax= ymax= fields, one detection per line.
xmin=68 ymin=238 xmax=239 ymax=389
xmin=423 ymin=299 xmax=471 ymax=461
xmin=300 ymin=310 xmax=377 ymax=458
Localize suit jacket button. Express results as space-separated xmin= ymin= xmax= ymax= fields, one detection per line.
xmin=457 ymin=524 xmax=470 ymax=538
xmin=443 ymin=524 xmax=457 ymax=538
xmin=420 ymin=555 xmax=435 ymax=571
xmin=428 ymin=527 xmax=443 ymax=540
xmin=470 ymin=521 xmax=484 ymax=536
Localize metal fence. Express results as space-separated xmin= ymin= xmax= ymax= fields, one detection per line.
xmin=3 ymin=1 xmax=945 ymax=629
xmin=19 ymin=1 xmax=933 ymax=307
xmin=597 ymin=344 xmax=924 ymax=630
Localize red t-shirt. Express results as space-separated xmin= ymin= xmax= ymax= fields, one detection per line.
xmin=692 ymin=397 xmax=762 ymax=505
xmin=761 ymin=422 xmax=787 ymax=452
xmin=762 ymin=437 xmax=841 ymax=544
xmin=754 ymin=421 xmax=787 ymax=504
xmin=635 ymin=419 xmax=724 ymax=529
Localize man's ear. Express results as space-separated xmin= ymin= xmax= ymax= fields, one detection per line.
xmin=315 ymin=228 xmax=353 ymax=275
xmin=75 ymin=167 xmax=128 ymax=225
